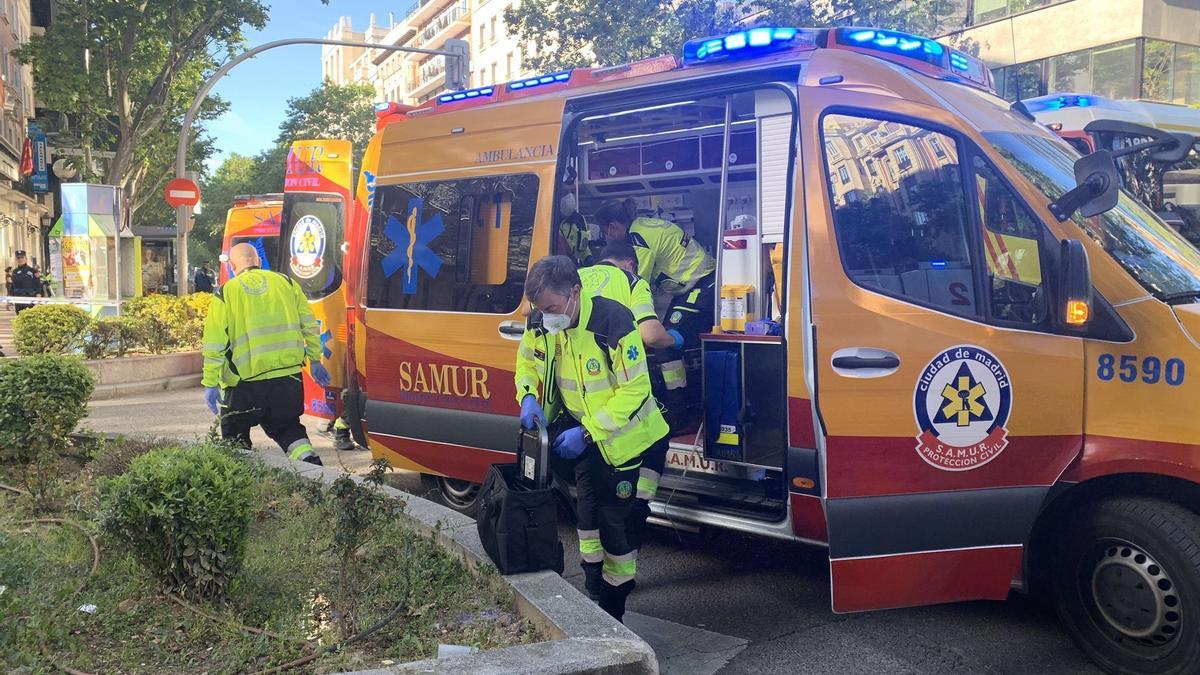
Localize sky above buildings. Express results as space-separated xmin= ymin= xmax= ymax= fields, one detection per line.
xmin=205 ymin=0 xmax=400 ymax=171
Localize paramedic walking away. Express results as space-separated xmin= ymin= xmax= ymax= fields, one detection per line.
xmin=201 ymin=242 xmax=331 ymax=465
xmin=595 ymin=199 xmax=716 ymax=429
xmin=515 ymin=255 xmax=670 ymax=622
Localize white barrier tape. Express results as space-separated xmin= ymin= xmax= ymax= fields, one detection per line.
xmin=0 ymin=296 xmax=121 ymax=307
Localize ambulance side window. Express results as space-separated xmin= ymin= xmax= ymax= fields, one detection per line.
xmin=365 ymin=173 xmax=538 ymax=313
xmin=822 ymin=114 xmax=979 ymax=318
xmin=972 ymin=156 xmax=1049 ymax=326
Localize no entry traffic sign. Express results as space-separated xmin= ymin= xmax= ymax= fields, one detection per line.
xmin=165 ymin=177 xmax=201 ymax=208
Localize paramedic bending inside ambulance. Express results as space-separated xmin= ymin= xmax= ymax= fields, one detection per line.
xmin=515 ymin=255 xmax=670 ymax=623
xmin=594 ymin=198 xmax=716 ymax=427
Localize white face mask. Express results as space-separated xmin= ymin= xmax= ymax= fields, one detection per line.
xmin=541 ymin=293 xmax=576 ymax=335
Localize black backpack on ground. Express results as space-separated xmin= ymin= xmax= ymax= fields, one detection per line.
xmin=476 ymin=421 xmax=564 ymax=575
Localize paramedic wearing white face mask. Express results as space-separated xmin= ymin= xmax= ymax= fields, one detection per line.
xmin=514 ymin=255 xmax=669 ymax=623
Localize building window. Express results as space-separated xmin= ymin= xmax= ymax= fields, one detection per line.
xmin=825 ymin=140 xmax=841 ymax=159
xmin=506 ymin=52 xmax=514 ymax=80
xmin=366 ymin=174 xmax=539 ymax=313
xmin=930 ymin=136 xmax=946 ymax=158
xmin=992 ymin=60 xmax=1046 ymax=102
xmin=838 ymin=165 xmax=850 ymax=185
xmin=893 ymin=146 xmax=912 ymax=171
xmin=1045 ymin=41 xmax=1136 ymax=100
xmin=1144 ymin=39 xmax=1200 ymax=105
xmin=491 ymin=62 xmax=498 ymax=83
xmin=490 ymin=16 xmax=497 ymax=44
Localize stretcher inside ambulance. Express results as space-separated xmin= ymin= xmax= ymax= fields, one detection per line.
xmin=218 ymin=194 xmax=282 ymax=285
xmin=1027 ymin=93 xmax=1200 ymax=245
xmin=353 ymin=26 xmax=1200 ymax=673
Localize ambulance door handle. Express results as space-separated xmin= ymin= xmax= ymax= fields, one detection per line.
xmin=498 ymin=321 xmax=525 ymax=340
xmin=831 ymin=348 xmax=900 ymax=378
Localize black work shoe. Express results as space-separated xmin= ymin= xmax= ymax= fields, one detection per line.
xmin=302 ymin=454 xmax=324 ymax=467
xmin=333 ymin=427 xmax=355 ymax=451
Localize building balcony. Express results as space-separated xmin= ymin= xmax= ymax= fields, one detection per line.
xmin=408 ymin=61 xmax=446 ymax=100
xmin=412 ymin=1 xmax=469 ymax=54
xmin=402 ymin=0 xmax=457 ymax=32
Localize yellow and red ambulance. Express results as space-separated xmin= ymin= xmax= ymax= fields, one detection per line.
xmin=277 ymin=139 xmax=356 ymax=420
xmin=347 ymin=26 xmax=1200 ymax=673
xmin=218 ymin=194 xmax=282 ymax=285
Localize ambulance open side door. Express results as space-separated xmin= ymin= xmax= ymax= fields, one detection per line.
xmin=804 ymin=92 xmax=1086 ymax=612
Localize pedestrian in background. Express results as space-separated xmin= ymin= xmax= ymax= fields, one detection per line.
xmin=194 ymin=264 xmax=214 ymax=293
xmin=201 ymin=242 xmax=330 ymax=465
xmin=10 ymin=250 xmax=42 ymax=313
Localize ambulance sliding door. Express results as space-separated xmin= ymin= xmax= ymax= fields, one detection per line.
xmin=805 ymin=94 xmax=1085 ymax=612
xmin=359 ymin=99 xmax=563 ymax=483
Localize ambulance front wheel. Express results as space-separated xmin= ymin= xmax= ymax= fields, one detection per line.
xmin=1053 ymin=497 xmax=1200 ymax=675
xmin=421 ymin=474 xmax=480 ymax=517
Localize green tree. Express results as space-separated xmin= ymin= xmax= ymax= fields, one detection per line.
xmin=190 ymin=153 xmax=258 ymax=265
xmin=16 ymin=0 xmax=268 ymax=220
xmin=273 ymin=81 xmax=378 ymax=172
xmin=506 ymin=0 xmax=963 ymax=72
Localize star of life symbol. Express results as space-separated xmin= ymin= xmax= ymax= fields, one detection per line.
xmin=914 ymin=345 xmax=1012 ymax=472
xmin=383 ymin=197 xmax=443 ymax=294
xmin=289 ymin=214 xmax=325 ymax=279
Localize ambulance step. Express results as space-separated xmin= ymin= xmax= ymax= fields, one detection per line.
xmin=658 ymin=472 xmax=786 ymax=521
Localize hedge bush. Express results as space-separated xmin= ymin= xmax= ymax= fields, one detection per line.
xmin=81 ymin=316 xmax=142 ymax=359
xmin=13 ymin=304 xmax=90 ymax=354
xmin=100 ymin=445 xmax=255 ymax=599
xmin=0 ymin=355 xmax=95 ymax=501
xmin=123 ymin=293 xmax=210 ymax=353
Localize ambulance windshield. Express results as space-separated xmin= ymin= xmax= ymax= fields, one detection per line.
xmin=988 ymin=132 xmax=1200 ymax=300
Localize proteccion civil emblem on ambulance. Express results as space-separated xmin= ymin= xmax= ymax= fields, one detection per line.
xmin=289 ymin=214 xmax=326 ymax=279
xmin=913 ymin=345 xmax=1012 ymax=472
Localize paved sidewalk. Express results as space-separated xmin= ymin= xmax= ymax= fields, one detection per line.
xmin=85 ymin=387 xmax=377 ymax=473
xmin=0 ymin=306 xmax=15 ymax=356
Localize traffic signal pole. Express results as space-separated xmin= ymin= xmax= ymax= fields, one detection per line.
xmin=173 ymin=37 xmax=470 ymax=296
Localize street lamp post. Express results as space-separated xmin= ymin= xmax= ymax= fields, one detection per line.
xmin=173 ymin=37 xmax=470 ymax=296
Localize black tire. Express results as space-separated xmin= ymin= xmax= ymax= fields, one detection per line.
xmin=1052 ymin=497 xmax=1200 ymax=675
xmin=420 ymin=474 xmax=481 ymax=518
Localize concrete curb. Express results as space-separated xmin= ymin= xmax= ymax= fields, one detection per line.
xmin=251 ymin=452 xmax=658 ymax=675
xmin=85 ymin=351 xmax=202 ymax=399
xmin=74 ymin=432 xmax=657 ymax=674
xmin=91 ymin=373 xmax=201 ymax=400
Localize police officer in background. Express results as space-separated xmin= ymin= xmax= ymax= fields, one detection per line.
xmin=515 ymin=255 xmax=669 ymax=622
xmin=202 ymin=242 xmax=330 ymax=465
xmin=594 ymin=199 xmax=716 ymax=426
xmin=10 ymin=250 xmax=42 ymax=313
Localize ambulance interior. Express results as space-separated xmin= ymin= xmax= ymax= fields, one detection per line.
xmin=559 ymin=88 xmax=794 ymax=521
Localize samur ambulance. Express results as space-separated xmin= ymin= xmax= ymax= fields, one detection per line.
xmin=1027 ymin=93 xmax=1200 ymax=246
xmin=345 ymin=26 xmax=1200 ymax=674
xmin=276 ymin=139 xmax=364 ymax=424
xmin=217 ymin=194 xmax=282 ymax=285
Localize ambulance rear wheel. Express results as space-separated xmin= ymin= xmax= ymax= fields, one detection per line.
xmin=421 ymin=474 xmax=480 ymax=517
xmin=1053 ymin=497 xmax=1200 ymax=674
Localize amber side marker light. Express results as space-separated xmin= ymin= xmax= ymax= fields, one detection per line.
xmin=792 ymin=477 xmax=815 ymax=489
xmin=1066 ymin=300 xmax=1090 ymax=326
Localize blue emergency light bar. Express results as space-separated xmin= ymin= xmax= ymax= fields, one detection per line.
xmin=1025 ymin=94 xmax=1097 ymax=112
xmin=373 ymin=102 xmax=391 ymax=112
xmin=840 ymin=28 xmax=945 ymax=67
xmin=508 ymin=70 xmax=572 ymax=91
xmin=437 ymin=86 xmax=496 ymax=104
xmin=682 ymin=27 xmax=816 ymax=64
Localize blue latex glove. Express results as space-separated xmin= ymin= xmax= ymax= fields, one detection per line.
xmin=204 ymin=387 xmax=221 ymax=415
xmin=310 ymin=362 xmax=331 ymax=388
xmin=666 ymin=329 xmax=684 ymax=350
xmin=520 ymin=394 xmax=545 ymax=429
xmin=552 ymin=426 xmax=588 ymax=459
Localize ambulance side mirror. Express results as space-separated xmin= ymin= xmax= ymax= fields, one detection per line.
xmin=1060 ymin=238 xmax=1092 ymax=327
xmin=1047 ymin=151 xmax=1120 ymax=222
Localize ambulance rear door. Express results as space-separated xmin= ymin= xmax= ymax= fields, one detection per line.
xmin=359 ymin=98 xmax=563 ymax=482
xmin=804 ymin=90 xmax=1086 ymax=612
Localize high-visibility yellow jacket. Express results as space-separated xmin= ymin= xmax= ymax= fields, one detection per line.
xmin=628 ymin=217 xmax=716 ymax=295
xmin=579 ymin=262 xmax=657 ymax=326
xmin=202 ymin=268 xmax=321 ymax=388
xmin=514 ymin=293 xmax=668 ymax=468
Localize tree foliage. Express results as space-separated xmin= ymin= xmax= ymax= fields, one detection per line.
xmin=506 ymin=0 xmax=967 ymax=72
xmin=16 ymin=0 xmax=269 ymax=221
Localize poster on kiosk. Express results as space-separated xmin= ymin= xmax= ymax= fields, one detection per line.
xmin=48 ymin=183 xmax=137 ymax=316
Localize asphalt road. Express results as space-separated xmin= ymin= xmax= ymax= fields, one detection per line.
xmin=87 ymin=389 xmax=1102 ymax=674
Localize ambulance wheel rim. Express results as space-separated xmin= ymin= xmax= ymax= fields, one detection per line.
xmin=438 ymin=477 xmax=479 ymax=508
xmin=1089 ymin=538 xmax=1181 ymax=645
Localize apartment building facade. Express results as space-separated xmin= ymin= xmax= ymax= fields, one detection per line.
xmin=937 ymin=0 xmax=1200 ymax=104
xmin=0 ymin=0 xmax=51 ymax=269
xmin=322 ymin=0 xmax=535 ymax=106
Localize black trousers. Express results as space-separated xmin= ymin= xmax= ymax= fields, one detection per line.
xmin=219 ymin=374 xmax=311 ymax=454
xmin=663 ymin=272 xmax=716 ymax=345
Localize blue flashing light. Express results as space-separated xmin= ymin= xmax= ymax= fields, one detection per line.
xmin=931 ymin=259 xmax=948 ymax=268
xmin=1027 ymin=94 xmax=1104 ymax=113
xmin=836 ymin=27 xmax=946 ymax=69
xmin=683 ymin=26 xmax=812 ymax=65
xmin=949 ymin=52 xmax=970 ymax=72
xmin=438 ymin=86 xmax=496 ymax=104
xmin=373 ymin=102 xmax=392 ymax=113
xmin=507 ymin=69 xmax=571 ymax=92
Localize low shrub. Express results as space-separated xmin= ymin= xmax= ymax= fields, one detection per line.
xmin=178 ymin=292 xmax=212 ymax=349
xmin=0 ymin=355 xmax=95 ymax=503
xmin=100 ymin=445 xmax=256 ymax=599
xmin=13 ymin=304 xmax=90 ymax=354
xmin=81 ymin=316 xmax=142 ymax=359
xmin=123 ymin=293 xmax=211 ymax=353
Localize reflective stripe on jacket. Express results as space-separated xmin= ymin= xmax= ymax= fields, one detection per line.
xmin=514 ymin=293 xmax=668 ymax=468
xmin=628 ymin=217 xmax=715 ymax=295
xmin=201 ymin=268 xmax=321 ymax=388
